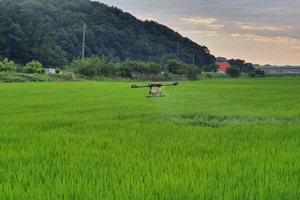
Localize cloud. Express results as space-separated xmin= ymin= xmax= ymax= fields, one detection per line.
xmin=179 ymin=17 xmax=225 ymax=36
xmin=180 ymin=17 xmax=216 ymax=25
xmin=288 ymin=47 xmax=300 ymax=52
xmin=236 ymin=23 xmax=282 ymax=31
xmin=230 ymin=34 xmax=300 ymax=44
xmin=180 ymin=30 xmax=221 ymax=37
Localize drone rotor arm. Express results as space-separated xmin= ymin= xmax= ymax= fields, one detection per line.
xmin=161 ymin=82 xmax=179 ymax=86
xmin=131 ymin=82 xmax=178 ymax=88
xmin=131 ymin=85 xmax=150 ymax=88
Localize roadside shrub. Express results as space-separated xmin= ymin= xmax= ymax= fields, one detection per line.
xmin=0 ymin=58 xmax=16 ymax=72
xmin=201 ymin=72 xmax=230 ymax=79
xmin=254 ymin=69 xmax=265 ymax=77
xmin=118 ymin=62 xmax=133 ymax=78
xmin=202 ymin=64 xmax=219 ymax=72
xmin=0 ymin=71 xmax=9 ymax=78
xmin=248 ymin=69 xmax=265 ymax=78
xmin=226 ymin=65 xmax=241 ymax=77
xmin=0 ymin=72 xmax=26 ymax=83
xmin=0 ymin=72 xmax=9 ymax=82
xmin=92 ymin=76 xmax=105 ymax=81
xmin=68 ymin=56 xmax=119 ymax=78
xmin=69 ymin=59 xmax=97 ymax=78
xmin=163 ymin=71 xmax=172 ymax=80
xmin=183 ymin=64 xmax=201 ymax=80
xmin=4 ymin=75 xmax=26 ymax=83
xmin=36 ymin=67 xmax=46 ymax=74
xmin=24 ymin=60 xmax=43 ymax=73
xmin=26 ymin=74 xmax=51 ymax=82
xmin=55 ymin=69 xmax=61 ymax=74
xmin=48 ymin=73 xmax=73 ymax=80
xmin=248 ymin=72 xmax=256 ymax=78
xmin=265 ymin=73 xmax=300 ymax=78
xmin=15 ymin=64 xmax=24 ymax=73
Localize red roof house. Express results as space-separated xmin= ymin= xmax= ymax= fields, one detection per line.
xmin=216 ymin=62 xmax=231 ymax=74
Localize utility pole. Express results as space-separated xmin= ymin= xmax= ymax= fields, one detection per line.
xmin=177 ymin=43 xmax=179 ymax=61
xmin=82 ymin=23 xmax=86 ymax=60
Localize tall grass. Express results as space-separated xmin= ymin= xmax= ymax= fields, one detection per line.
xmin=0 ymin=79 xmax=299 ymax=199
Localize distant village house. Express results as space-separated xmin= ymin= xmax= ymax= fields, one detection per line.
xmin=46 ymin=68 xmax=56 ymax=73
xmin=216 ymin=62 xmax=231 ymax=74
xmin=254 ymin=66 xmax=300 ymax=73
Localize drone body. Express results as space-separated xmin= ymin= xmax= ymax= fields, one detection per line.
xmin=131 ymin=82 xmax=178 ymax=97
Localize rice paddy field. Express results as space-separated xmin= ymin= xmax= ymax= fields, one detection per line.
xmin=0 ymin=78 xmax=299 ymax=199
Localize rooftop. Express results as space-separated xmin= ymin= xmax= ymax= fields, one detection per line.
xmin=216 ymin=62 xmax=231 ymax=71
xmin=254 ymin=66 xmax=300 ymax=69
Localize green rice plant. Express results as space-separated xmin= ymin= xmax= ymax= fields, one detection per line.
xmin=0 ymin=79 xmax=299 ymax=199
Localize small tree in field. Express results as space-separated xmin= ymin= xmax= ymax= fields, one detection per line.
xmin=166 ymin=59 xmax=181 ymax=74
xmin=202 ymin=64 xmax=219 ymax=72
xmin=163 ymin=71 xmax=172 ymax=80
xmin=226 ymin=65 xmax=241 ymax=77
xmin=36 ymin=67 xmax=45 ymax=74
xmin=183 ymin=64 xmax=201 ymax=80
xmin=24 ymin=60 xmax=43 ymax=73
xmin=254 ymin=69 xmax=265 ymax=77
xmin=248 ymin=69 xmax=265 ymax=78
xmin=0 ymin=58 xmax=16 ymax=72
xmin=55 ymin=68 xmax=61 ymax=74
xmin=148 ymin=62 xmax=162 ymax=77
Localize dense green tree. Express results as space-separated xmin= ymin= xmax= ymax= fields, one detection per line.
xmin=249 ymin=69 xmax=265 ymax=78
xmin=118 ymin=62 xmax=133 ymax=78
xmin=24 ymin=60 xmax=43 ymax=73
xmin=202 ymin=64 xmax=219 ymax=72
xmin=228 ymin=59 xmax=254 ymax=73
xmin=0 ymin=58 xmax=15 ymax=72
xmin=0 ymin=3 xmax=11 ymax=60
xmin=128 ymin=60 xmax=144 ymax=77
xmin=67 ymin=55 xmax=119 ymax=78
xmin=160 ymin=54 xmax=176 ymax=71
xmin=68 ymin=58 xmax=97 ymax=78
xmin=226 ymin=65 xmax=241 ymax=78
xmin=182 ymin=64 xmax=201 ymax=80
xmin=166 ymin=59 xmax=182 ymax=74
xmin=36 ymin=67 xmax=45 ymax=74
xmin=148 ymin=62 xmax=162 ymax=76
xmin=163 ymin=71 xmax=171 ymax=80
xmin=164 ymin=58 xmax=201 ymax=79
xmin=0 ymin=3 xmax=67 ymax=68
xmin=255 ymin=69 xmax=265 ymax=77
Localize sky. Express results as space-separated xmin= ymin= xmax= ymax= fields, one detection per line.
xmin=93 ymin=0 xmax=300 ymax=66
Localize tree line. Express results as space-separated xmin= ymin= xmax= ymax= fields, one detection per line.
xmin=0 ymin=54 xmax=261 ymax=81
xmin=0 ymin=53 xmax=202 ymax=80
xmin=67 ymin=55 xmax=201 ymax=80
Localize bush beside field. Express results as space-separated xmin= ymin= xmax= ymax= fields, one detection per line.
xmin=265 ymin=73 xmax=300 ymax=78
xmin=0 ymin=72 xmax=135 ymax=83
xmin=1 ymin=71 xmax=300 ymax=83
xmin=0 ymin=72 xmax=214 ymax=83
xmin=0 ymin=72 xmax=71 ymax=83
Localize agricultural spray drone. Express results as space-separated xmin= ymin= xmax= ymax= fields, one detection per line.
xmin=131 ymin=82 xmax=179 ymax=97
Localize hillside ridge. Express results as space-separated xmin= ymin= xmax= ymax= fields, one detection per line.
xmin=1 ymin=0 xmax=215 ymax=67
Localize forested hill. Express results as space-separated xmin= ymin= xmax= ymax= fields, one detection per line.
xmin=1 ymin=0 xmax=216 ymax=68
